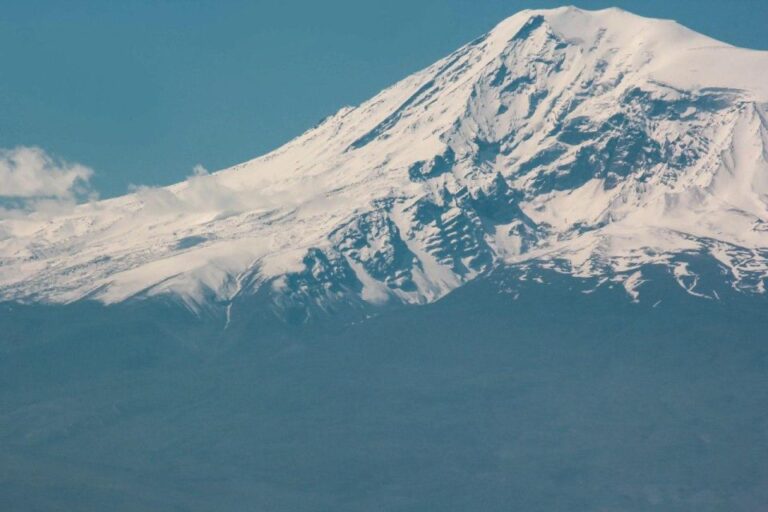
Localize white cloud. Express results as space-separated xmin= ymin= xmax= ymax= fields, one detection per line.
xmin=131 ymin=162 xmax=335 ymax=219
xmin=132 ymin=164 xmax=248 ymax=216
xmin=0 ymin=150 xmax=332 ymax=222
xmin=0 ymin=146 xmax=94 ymax=200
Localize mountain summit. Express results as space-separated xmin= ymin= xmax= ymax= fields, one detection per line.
xmin=2 ymin=7 xmax=768 ymax=319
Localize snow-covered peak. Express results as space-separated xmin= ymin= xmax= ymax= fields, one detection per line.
xmin=493 ymin=7 xmax=768 ymax=100
xmin=2 ymin=7 xmax=768 ymax=317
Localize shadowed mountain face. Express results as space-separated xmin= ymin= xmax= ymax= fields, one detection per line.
xmin=2 ymin=270 xmax=768 ymax=511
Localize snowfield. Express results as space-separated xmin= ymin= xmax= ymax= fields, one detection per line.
xmin=2 ymin=6 xmax=768 ymax=317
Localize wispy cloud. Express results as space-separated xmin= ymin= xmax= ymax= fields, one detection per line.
xmin=131 ymin=164 xmax=251 ymax=216
xmin=1 ymin=147 xmax=333 ymax=222
xmin=0 ymin=146 xmax=94 ymax=199
xmin=0 ymin=147 xmax=96 ymax=217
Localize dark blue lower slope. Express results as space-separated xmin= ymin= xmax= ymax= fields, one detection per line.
xmin=1 ymin=270 xmax=767 ymax=511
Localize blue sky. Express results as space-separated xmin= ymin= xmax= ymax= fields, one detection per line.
xmin=2 ymin=0 xmax=767 ymax=198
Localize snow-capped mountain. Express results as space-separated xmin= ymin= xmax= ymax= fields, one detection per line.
xmin=2 ymin=6 xmax=768 ymax=318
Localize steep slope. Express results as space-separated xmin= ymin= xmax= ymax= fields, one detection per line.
xmin=2 ymin=6 xmax=768 ymax=319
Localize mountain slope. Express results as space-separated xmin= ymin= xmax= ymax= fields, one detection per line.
xmin=2 ymin=6 xmax=768 ymax=318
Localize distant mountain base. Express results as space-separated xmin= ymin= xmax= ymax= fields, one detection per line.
xmin=1 ymin=270 xmax=767 ymax=511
